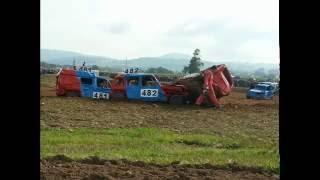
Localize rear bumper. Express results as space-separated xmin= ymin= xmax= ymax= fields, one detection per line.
xmin=56 ymin=89 xmax=65 ymax=96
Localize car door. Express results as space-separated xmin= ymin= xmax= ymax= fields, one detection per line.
xmin=140 ymin=75 xmax=165 ymax=102
xmin=126 ymin=76 xmax=141 ymax=100
xmin=93 ymin=78 xmax=111 ymax=100
xmin=80 ymin=77 xmax=93 ymax=98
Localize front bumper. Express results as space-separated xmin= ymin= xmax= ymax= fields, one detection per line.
xmin=247 ymin=93 xmax=270 ymax=100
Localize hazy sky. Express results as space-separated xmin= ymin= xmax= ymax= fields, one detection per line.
xmin=41 ymin=0 xmax=279 ymax=63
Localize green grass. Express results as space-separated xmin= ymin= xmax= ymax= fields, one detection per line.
xmin=41 ymin=127 xmax=279 ymax=174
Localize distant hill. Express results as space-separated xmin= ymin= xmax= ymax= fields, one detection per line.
xmin=158 ymin=53 xmax=191 ymax=60
xmin=41 ymin=49 xmax=279 ymax=73
xmin=41 ymin=49 xmax=119 ymax=67
xmin=124 ymin=57 xmax=189 ymax=71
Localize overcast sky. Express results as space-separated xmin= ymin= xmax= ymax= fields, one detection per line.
xmin=41 ymin=0 xmax=279 ymax=63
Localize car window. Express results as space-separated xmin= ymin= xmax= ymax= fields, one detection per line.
xmin=97 ymin=78 xmax=110 ymax=88
xmin=127 ymin=77 xmax=139 ymax=86
xmin=81 ymin=78 xmax=92 ymax=85
xmin=142 ymin=75 xmax=158 ymax=87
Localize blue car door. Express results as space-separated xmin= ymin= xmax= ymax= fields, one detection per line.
xmin=80 ymin=77 xmax=93 ymax=98
xmin=140 ymin=75 xmax=166 ymax=102
xmin=93 ymin=78 xmax=111 ymax=100
xmin=126 ymin=76 xmax=141 ymax=100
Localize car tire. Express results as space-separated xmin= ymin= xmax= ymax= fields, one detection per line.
xmin=111 ymin=92 xmax=126 ymax=100
xmin=169 ymin=95 xmax=185 ymax=105
xmin=66 ymin=91 xmax=80 ymax=97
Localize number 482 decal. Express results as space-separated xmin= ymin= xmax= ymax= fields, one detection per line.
xmin=141 ymin=89 xmax=158 ymax=97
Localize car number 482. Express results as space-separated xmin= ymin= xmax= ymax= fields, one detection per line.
xmin=141 ymin=89 xmax=158 ymax=97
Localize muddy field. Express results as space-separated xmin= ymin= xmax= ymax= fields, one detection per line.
xmin=40 ymin=74 xmax=279 ymax=179
xmin=41 ymin=156 xmax=278 ymax=180
xmin=40 ymin=92 xmax=278 ymax=140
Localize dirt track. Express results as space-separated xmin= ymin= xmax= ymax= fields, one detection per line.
xmin=41 ymin=156 xmax=279 ymax=180
xmin=41 ymin=91 xmax=278 ymax=140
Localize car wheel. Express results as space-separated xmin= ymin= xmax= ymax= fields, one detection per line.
xmin=66 ymin=91 xmax=80 ymax=97
xmin=169 ymin=95 xmax=185 ymax=105
xmin=110 ymin=92 xmax=126 ymax=100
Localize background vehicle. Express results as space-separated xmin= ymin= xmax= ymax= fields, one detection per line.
xmin=246 ymin=83 xmax=277 ymax=100
xmin=259 ymin=82 xmax=279 ymax=93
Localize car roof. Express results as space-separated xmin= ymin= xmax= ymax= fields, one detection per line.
xmin=125 ymin=73 xmax=154 ymax=77
xmin=76 ymin=70 xmax=96 ymax=77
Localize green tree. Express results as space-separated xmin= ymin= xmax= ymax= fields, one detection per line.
xmin=183 ymin=49 xmax=204 ymax=74
xmin=182 ymin=66 xmax=189 ymax=74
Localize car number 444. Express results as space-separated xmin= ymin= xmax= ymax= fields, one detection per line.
xmin=93 ymin=92 xmax=109 ymax=99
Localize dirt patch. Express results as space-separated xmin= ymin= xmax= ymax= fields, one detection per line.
xmin=40 ymin=95 xmax=278 ymax=140
xmin=41 ymin=155 xmax=279 ymax=180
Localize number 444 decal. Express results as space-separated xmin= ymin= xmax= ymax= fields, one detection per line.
xmin=93 ymin=92 xmax=109 ymax=99
xmin=141 ymin=89 xmax=158 ymax=97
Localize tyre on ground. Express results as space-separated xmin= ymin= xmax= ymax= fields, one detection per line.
xmin=169 ymin=95 xmax=185 ymax=105
xmin=66 ymin=91 xmax=80 ymax=97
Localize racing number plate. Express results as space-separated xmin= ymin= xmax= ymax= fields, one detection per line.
xmin=93 ymin=92 xmax=109 ymax=99
xmin=141 ymin=89 xmax=158 ymax=97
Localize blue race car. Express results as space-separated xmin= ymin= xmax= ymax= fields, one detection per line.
xmin=56 ymin=68 xmax=112 ymax=99
xmin=246 ymin=83 xmax=278 ymax=100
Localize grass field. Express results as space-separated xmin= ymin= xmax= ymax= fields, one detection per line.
xmin=40 ymin=74 xmax=279 ymax=179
